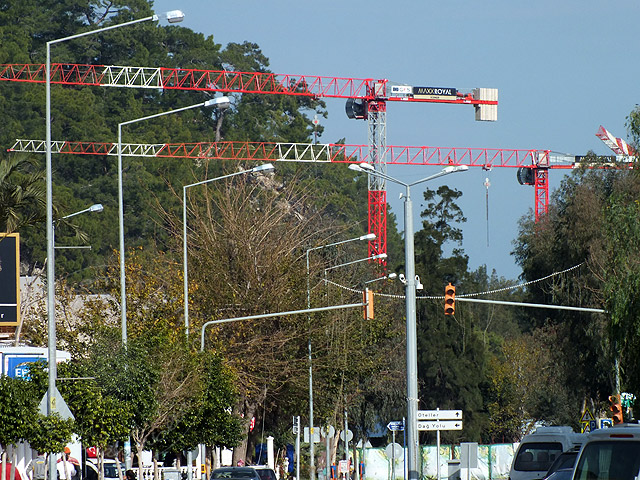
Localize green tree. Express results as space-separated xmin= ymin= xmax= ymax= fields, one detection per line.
xmin=0 ymin=376 xmax=36 ymax=480
xmin=57 ymin=361 xmax=132 ymax=480
xmin=413 ymin=185 xmax=488 ymax=440
xmin=512 ymin=164 xmax=640 ymax=421
xmin=0 ymin=154 xmax=46 ymax=233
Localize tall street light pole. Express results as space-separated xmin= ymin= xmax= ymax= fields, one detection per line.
xmin=348 ymin=163 xmax=468 ymax=480
xmin=45 ymin=12 xmax=182 ymax=480
xmin=183 ymin=163 xmax=275 ymax=338
xmin=184 ymin=163 xmax=273 ymax=480
xmin=118 ymin=96 xmax=230 ymax=345
xmin=304 ymin=232 xmax=375 ymax=480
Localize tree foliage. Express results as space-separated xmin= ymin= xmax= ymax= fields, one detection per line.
xmin=513 ymin=163 xmax=640 ymax=421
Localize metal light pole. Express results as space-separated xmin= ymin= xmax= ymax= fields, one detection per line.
xmin=304 ymin=232 xmax=375 ymax=480
xmin=183 ymin=163 xmax=274 ymax=338
xmin=118 ymin=96 xmax=229 ymax=345
xmin=184 ymin=163 xmax=273 ymax=480
xmin=348 ymin=163 xmax=468 ymax=480
xmin=45 ymin=12 xmax=182 ymax=480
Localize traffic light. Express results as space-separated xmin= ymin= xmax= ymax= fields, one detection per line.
xmin=609 ymin=394 xmax=624 ymax=424
xmin=363 ymin=288 xmax=374 ymax=320
xmin=444 ymin=283 xmax=456 ymax=316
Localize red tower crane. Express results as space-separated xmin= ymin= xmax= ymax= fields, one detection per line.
xmin=9 ymin=137 xmax=579 ymax=225
xmin=0 ymin=62 xmax=498 ymax=259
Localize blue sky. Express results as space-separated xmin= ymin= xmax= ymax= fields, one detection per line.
xmin=152 ymin=0 xmax=640 ymax=280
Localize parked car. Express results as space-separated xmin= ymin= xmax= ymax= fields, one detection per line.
xmin=85 ymin=459 xmax=121 ymax=480
xmin=572 ymin=424 xmax=640 ymax=480
xmin=250 ymin=466 xmax=277 ymax=480
xmin=544 ymin=448 xmax=579 ymax=479
xmin=211 ymin=467 xmax=260 ymax=480
xmin=545 ymin=469 xmax=573 ymax=480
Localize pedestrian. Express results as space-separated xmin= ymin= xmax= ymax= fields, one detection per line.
xmin=125 ymin=470 xmax=136 ymax=480
xmin=26 ymin=452 xmax=46 ymax=480
xmin=56 ymin=449 xmax=76 ymax=480
xmin=62 ymin=448 xmax=79 ymax=480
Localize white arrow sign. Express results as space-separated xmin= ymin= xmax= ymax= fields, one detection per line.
xmin=417 ymin=409 xmax=463 ymax=420
xmin=417 ymin=420 xmax=463 ymax=431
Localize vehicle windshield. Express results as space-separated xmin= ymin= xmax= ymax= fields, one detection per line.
xmin=574 ymin=441 xmax=640 ymax=480
xmin=104 ymin=465 xmax=120 ymax=479
xmin=213 ymin=471 xmax=256 ymax=479
xmin=514 ymin=442 xmax=564 ymax=472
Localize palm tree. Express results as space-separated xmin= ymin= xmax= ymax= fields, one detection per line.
xmin=0 ymin=154 xmax=46 ymax=233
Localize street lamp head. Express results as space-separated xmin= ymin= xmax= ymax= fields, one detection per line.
xmin=252 ymin=163 xmax=275 ymax=173
xmin=442 ymin=165 xmax=469 ymax=174
xmin=204 ymin=96 xmax=231 ymax=109
xmin=89 ymin=203 xmax=104 ymax=213
xmin=387 ymin=272 xmax=398 ymax=279
xmin=164 ymin=10 xmax=185 ymax=23
xmin=372 ymin=253 xmax=387 ymax=260
xmin=359 ymin=233 xmax=376 ymax=241
xmin=348 ymin=162 xmax=375 ymax=173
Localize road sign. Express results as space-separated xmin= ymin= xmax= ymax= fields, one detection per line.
xmin=580 ymin=408 xmax=595 ymax=423
xmin=385 ymin=443 xmax=403 ymax=458
xmin=417 ymin=409 xmax=462 ymax=420
xmin=340 ymin=429 xmax=353 ymax=442
xmin=417 ymin=420 xmax=463 ymax=431
xmin=387 ymin=421 xmax=404 ymax=431
xmin=321 ymin=425 xmax=336 ymax=439
xmin=600 ymin=418 xmax=613 ymax=429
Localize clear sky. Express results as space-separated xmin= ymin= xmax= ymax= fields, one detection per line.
xmin=152 ymin=0 xmax=640 ymax=280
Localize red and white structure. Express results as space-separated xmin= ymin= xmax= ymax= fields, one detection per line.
xmin=595 ymin=125 xmax=636 ymax=157
xmin=0 ymin=62 xmax=498 ymax=259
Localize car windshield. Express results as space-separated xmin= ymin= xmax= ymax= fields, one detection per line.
xmin=255 ymin=470 xmax=276 ymax=480
xmin=213 ymin=471 xmax=256 ymax=479
xmin=103 ymin=465 xmax=120 ymax=479
xmin=574 ymin=440 xmax=640 ymax=480
xmin=514 ymin=442 xmax=563 ymax=472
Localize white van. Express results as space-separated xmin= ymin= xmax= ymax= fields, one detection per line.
xmin=572 ymin=424 xmax=640 ymax=480
xmin=509 ymin=427 xmax=586 ymax=480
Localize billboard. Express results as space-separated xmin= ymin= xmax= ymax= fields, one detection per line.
xmin=1 ymin=347 xmax=72 ymax=378
xmin=0 ymin=233 xmax=20 ymax=326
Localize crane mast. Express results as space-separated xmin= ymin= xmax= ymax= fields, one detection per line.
xmin=367 ymin=97 xmax=388 ymax=258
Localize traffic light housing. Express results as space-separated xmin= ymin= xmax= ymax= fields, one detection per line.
xmin=609 ymin=394 xmax=623 ymax=424
xmin=444 ymin=283 xmax=455 ymax=316
xmin=363 ymin=288 xmax=374 ymax=320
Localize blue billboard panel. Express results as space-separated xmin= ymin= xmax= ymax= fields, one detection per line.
xmin=4 ymin=355 xmax=45 ymax=379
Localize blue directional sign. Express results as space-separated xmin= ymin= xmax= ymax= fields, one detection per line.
xmin=387 ymin=421 xmax=404 ymax=431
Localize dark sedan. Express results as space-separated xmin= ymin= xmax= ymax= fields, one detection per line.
xmin=211 ymin=467 xmax=261 ymax=480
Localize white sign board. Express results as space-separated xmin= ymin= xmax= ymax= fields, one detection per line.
xmin=417 ymin=420 xmax=462 ymax=431
xmin=417 ymin=409 xmax=462 ymax=420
